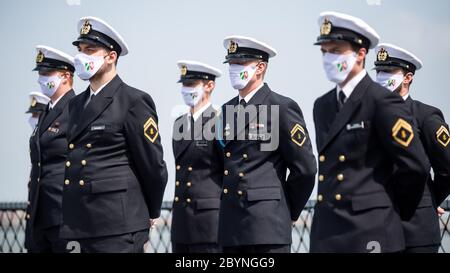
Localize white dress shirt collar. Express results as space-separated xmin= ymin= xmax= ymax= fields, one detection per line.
xmin=90 ymin=78 xmax=113 ymax=97
xmin=188 ymin=102 xmax=212 ymax=122
xmin=336 ymin=70 xmax=367 ymax=102
xmin=239 ymin=83 xmax=264 ymax=104
xmin=49 ymin=94 xmax=64 ymax=109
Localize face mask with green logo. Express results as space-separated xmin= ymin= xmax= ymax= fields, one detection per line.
xmin=228 ymin=63 xmax=258 ymax=90
xmin=74 ymin=53 xmax=105 ymax=80
xmin=322 ymin=52 xmax=357 ymax=84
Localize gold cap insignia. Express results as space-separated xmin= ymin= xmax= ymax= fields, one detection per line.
xmin=36 ymin=51 xmax=44 ymax=63
xmin=80 ymin=20 xmax=91 ymax=35
xmin=291 ymin=123 xmax=307 ymax=147
xmin=377 ymin=48 xmax=389 ymax=62
xmin=144 ymin=117 xmax=159 ymax=143
xmin=31 ymin=97 xmax=37 ymax=107
xmin=320 ymin=18 xmax=332 ymax=36
xmin=436 ymin=125 xmax=450 ymax=147
xmin=228 ymin=40 xmax=238 ymax=54
xmin=180 ymin=65 xmax=187 ymax=76
xmin=392 ymin=118 xmax=414 ymax=147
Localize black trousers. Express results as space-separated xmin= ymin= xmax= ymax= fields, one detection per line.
xmin=172 ymin=243 xmax=222 ymax=253
xmin=223 ymin=244 xmax=290 ymax=253
xmin=73 ymin=229 xmax=149 ymax=253
xmin=404 ymin=244 xmax=440 ymax=253
xmin=28 ymin=225 xmax=69 ymax=253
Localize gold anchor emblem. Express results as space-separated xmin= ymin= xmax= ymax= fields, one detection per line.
xmin=320 ymin=18 xmax=332 ymax=36
xmin=80 ymin=20 xmax=91 ymax=35
xmin=377 ymin=48 xmax=389 ymax=62
xmin=228 ymin=40 xmax=238 ymax=54
xmin=36 ymin=51 xmax=44 ymax=63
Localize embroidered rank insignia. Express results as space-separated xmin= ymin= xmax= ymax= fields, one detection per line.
xmin=392 ymin=118 xmax=414 ymax=147
xmin=144 ymin=117 xmax=158 ymax=143
xmin=291 ymin=124 xmax=307 ymax=147
xmin=436 ymin=125 xmax=450 ymax=147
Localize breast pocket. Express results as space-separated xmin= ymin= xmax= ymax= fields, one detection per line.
xmin=343 ymin=121 xmax=371 ymax=159
xmin=88 ymin=123 xmax=122 ymax=142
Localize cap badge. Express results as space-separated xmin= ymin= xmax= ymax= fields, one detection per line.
xmin=228 ymin=41 xmax=238 ymax=54
xmin=320 ymin=18 xmax=332 ymax=36
xmin=80 ymin=20 xmax=92 ymax=35
xmin=377 ymin=48 xmax=389 ymax=62
xmin=180 ymin=65 xmax=187 ymax=76
xmin=31 ymin=98 xmax=37 ymax=107
xmin=36 ymin=51 xmax=44 ymax=63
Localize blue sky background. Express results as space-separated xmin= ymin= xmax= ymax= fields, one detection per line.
xmin=1 ymin=0 xmax=449 ymax=201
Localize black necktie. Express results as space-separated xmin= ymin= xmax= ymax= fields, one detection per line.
xmin=84 ymin=94 xmax=95 ymax=109
xmin=190 ymin=115 xmax=195 ymax=140
xmin=338 ymin=91 xmax=346 ymax=109
xmin=238 ymin=99 xmax=246 ymax=117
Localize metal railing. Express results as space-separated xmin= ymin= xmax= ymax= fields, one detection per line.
xmin=1 ymin=200 xmax=449 ymax=253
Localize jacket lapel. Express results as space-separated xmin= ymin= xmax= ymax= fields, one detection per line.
xmin=33 ymin=107 xmax=48 ymax=158
xmin=39 ymin=90 xmax=75 ymax=136
xmin=234 ymin=84 xmax=271 ymax=139
xmin=319 ymin=74 xmax=371 ymax=153
xmin=175 ymin=105 xmax=216 ymax=159
xmin=221 ymin=96 xmax=239 ymax=147
xmin=174 ymin=114 xmax=191 ymax=159
xmin=68 ymin=90 xmax=89 ymax=140
xmin=315 ymin=88 xmax=338 ymax=149
xmin=69 ymin=75 xmax=122 ymax=142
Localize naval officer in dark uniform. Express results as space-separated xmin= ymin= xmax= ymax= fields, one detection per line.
xmin=310 ymin=11 xmax=430 ymax=253
xmin=171 ymin=61 xmax=223 ymax=253
xmin=25 ymin=45 xmax=76 ymax=252
xmin=26 ymin=91 xmax=50 ymax=130
xmin=374 ymin=43 xmax=450 ymax=253
xmin=60 ymin=16 xmax=168 ymax=252
xmin=218 ymin=36 xmax=317 ymax=253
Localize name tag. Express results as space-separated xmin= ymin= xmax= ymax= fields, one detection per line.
xmin=346 ymin=122 xmax=365 ymax=131
xmin=91 ymin=125 xmax=106 ymax=131
xmin=248 ymin=133 xmax=269 ymax=141
xmin=249 ymin=123 xmax=265 ymax=130
xmin=195 ymin=140 xmax=208 ymax=147
xmin=47 ymin=127 xmax=60 ymax=134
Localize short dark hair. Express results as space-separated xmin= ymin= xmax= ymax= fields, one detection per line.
xmin=350 ymin=43 xmax=367 ymax=68
xmin=105 ymin=48 xmax=119 ymax=65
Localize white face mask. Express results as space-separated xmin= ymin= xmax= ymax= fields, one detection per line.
xmin=74 ymin=53 xmax=105 ymax=80
xmin=28 ymin=116 xmax=38 ymax=129
xmin=228 ymin=63 xmax=258 ymax=90
xmin=322 ymin=52 xmax=357 ymax=84
xmin=37 ymin=74 xmax=62 ymax=97
xmin=181 ymin=84 xmax=204 ymax=107
xmin=376 ymin=71 xmax=404 ymax=92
